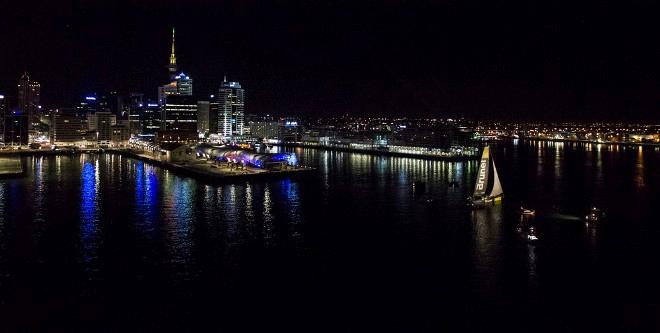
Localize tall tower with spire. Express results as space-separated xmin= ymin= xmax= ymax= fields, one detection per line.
xmin=168 ymin=27 xmax=177 ymax=81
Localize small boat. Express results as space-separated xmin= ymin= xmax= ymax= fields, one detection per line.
xmin=520 ymin=207 xmax=536 ymax=216
xmin=585 ymin=207 xmax=605 ymax=222
xmin=467 ymin=146 xmax=503 ymax=209
xmin=527 ymin=226 xmax=539 ymax=243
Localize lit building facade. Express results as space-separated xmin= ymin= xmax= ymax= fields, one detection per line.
xmin=50 ymin=111 xmax=89 ymax=145
xmin=197 ymin=101 xmax=210 ymax=134
xmin=161 ymin=95 xmax=197 ymax=134
xmin=17 ymin=72 xmax=41 ymax=130
xmin=0 ymin=94 xmax=6 ymax=141
xmin=141 ymin=103 xmax=161 ymax=134
xmin=250 ymin=121 xmax=280 ymax=139
xmin=217 ymin=80 xmax=245 ymax=138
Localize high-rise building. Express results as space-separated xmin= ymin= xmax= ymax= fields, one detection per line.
xmin=141 ymin=102 xmax=161 ymax=134
xmin=17 ymin=72 xmax=41 ymax=130
xmin=162 ymin=95 xmax=197 ymax=134
xmin=87 ymin=111 xmax=116 ymax=146
xmin=0 ymin=94 xmax=6 ymax=141
xmin=127 ymin=93 xmax=144 ymax=135
xmin=50 ymin=110 xmax=89 ymax=145
xmin=175 ymin=73 xmax=193 ymax=96
xmin=197 ymin=101 xmax=210 ymax=134
xmin=217 ymin=79 xmax=245 ymax=138
xmin=4 ymin=112 xmax=28 ymax=146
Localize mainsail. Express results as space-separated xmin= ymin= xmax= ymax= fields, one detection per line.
xmin=472 ymin=146 xmax=504 ymax=199
xmin=473 ymin=147 xmax=490 ymax=198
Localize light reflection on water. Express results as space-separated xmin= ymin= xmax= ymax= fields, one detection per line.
xmin=0 ymin=142 xmax=658 ymax=330
xmin=80 ymin=158 xmax=100 ymax=267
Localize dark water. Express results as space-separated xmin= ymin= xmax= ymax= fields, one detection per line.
xmin=0 ymin=141 xmax=659 ymax=331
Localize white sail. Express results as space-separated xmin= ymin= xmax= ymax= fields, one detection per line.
xmin=473 ymin=147 xmax=490 ymax=198
xmin=489 ymin=156 xmax=503 ymax=198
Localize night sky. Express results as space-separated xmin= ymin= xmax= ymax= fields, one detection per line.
xmin=2 ymin=0 xmax=660 ymax=121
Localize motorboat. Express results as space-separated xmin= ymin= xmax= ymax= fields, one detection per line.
xmin=585 ymin=207 xmax=605 ymax=222
xmin=527 ymin=226 xmax=539 ymax=243
xmin=467 ymin=146 xmax=503 ymax=209
xmin=520 ymin=207 xmax=536 ymax=216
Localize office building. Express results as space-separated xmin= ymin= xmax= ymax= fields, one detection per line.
xmin=141 ymin=102 xmax=161 ymax=134
xmin=250 ymin=121 xmax=280 ymax=139
xmin=127 ymin=93 xmax=144 ymax=135
xmin=4 ymin=112 xmax=29 ymax=146
xmin=17 ymin=72 xmax=41 ymax=130
xmin=50 ymin=111 xmax=89 ymax=145
xmin=197 ymin=101 xmax=210 ymax=134
xmin=111 ymin=125 xmax=130 ymax=146
xmin=0 ymin=94 xmax=6 ymax=141
xmin=162 ymin=95 xmax=197 ymax=134
xmin=217 ymin=79 xmax=245 ymax=138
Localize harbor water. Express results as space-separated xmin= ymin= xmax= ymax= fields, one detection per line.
xmin=0 ymin=140 xmax=658 ymax=331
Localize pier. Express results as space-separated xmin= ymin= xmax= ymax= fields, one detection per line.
xmin=275 ymin=142 xmax=480 ymax=161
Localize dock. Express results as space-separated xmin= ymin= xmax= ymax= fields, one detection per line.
xmin=112 ymin=149 xmax=316 ymax=183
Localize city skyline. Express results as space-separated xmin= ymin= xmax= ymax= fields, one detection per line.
xmin=3 ymin=1 xmax=660 ymax=120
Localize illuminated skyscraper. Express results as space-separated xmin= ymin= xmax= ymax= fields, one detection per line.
xmin=217 ymin=78 xmax=245 ymax=138
xmin=17 ymin=72 xmax=41 ymax=130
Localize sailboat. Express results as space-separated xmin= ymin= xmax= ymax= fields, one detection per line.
xmin=468 ymin=146 xmax=503 ymax=209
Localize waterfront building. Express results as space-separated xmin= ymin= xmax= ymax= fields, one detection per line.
xmin=17 ymin=72 xmax=41 ymax=131
xmin=111 ymin=125 xmax=130 ymax=146
xmin=217 ymin=79 xmax=245 ymax=138
xmin=280 ymin=117 xmax=301 ymax=142
xmin=50 ymin=111 xmax=89 ymax=145
xmin=87 ymin=111 xmax=116 ymax=146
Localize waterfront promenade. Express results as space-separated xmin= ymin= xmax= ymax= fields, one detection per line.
xmin=0 ymin=148 xmax=315 ymax=183
xmin=112 ymin=149 xmax=315 ymax=183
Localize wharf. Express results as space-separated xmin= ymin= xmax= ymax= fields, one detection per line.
xmin=275 ymin=143 xmax=479 ymax=161
xmin=111 ymin=149 xmax=316 ymax=183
